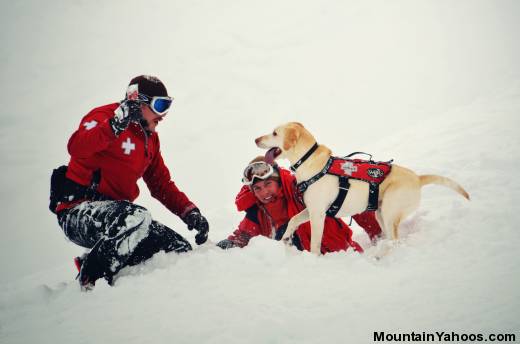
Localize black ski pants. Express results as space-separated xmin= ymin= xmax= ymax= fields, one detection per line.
xmin=57 ymin=200 xmax=192 ymax=279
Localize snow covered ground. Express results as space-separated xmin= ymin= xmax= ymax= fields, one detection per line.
xmin=1 ymin=1 xmax=519 ymax=343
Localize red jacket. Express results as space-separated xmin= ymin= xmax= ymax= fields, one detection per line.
xmin=56 ymin=103 xmax=196 ymax=217
xmin=227 ymin=168 xmax=378 ymax=254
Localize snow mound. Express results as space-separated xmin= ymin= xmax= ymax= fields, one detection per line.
xmin=1 ymin=87 xmax=519 ymax=343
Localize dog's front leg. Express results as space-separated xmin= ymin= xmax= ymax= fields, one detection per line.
xmin=309 ymin=211 xmax=326 ymax=255
xmin=281 ymin=209 xmax=309 ymax=242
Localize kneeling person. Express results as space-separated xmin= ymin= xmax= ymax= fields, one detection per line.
xmin=217 ymin=157 xmax=382 ymax=253
xmin=50 ymin=75 xmax=209 ymax=289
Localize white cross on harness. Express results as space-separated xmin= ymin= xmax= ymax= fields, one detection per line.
xmin=121 ymin=137 xmax=135 ymax=155
xmin=83 ymin=120 xmax=98 ymax=130
xmin=341 ymin=161 xmax=358 ymax=176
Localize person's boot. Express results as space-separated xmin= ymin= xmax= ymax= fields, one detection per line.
xmin=73 ymin=252 xmax=89 ymax=276
xmin=77 ymin=251 xmax=106 ymax=291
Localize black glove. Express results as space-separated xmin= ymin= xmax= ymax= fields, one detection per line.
xmin=182 ymin=208 xmax=209 ymax=245
xmin=216 ymin=239 xmax=236 ymax=250
xmin=110 ymin=100 xmax=143 ymax=136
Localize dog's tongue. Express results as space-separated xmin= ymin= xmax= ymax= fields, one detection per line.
xmin=265 ymin=147 xmax=281 ymax=165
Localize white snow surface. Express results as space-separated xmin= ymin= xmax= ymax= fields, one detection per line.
xmin=1 ymin=1 xmax=520 ymax=343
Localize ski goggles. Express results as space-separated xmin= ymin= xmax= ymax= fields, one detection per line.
xmin=242 ymin=161 xmax=275 ymax=185
xmin=137 ymin=93 xmax=173 ymax=116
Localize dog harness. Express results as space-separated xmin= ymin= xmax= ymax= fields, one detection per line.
xmin=291 ymin=147 xmax=393 ymax=216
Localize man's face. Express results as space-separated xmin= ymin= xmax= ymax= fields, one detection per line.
xmin=141 ymin=104 xmax=164 ymax=133
xmin=251 ymin=178 xmax=281 ymax=204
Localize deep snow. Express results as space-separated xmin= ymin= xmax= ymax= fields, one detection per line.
xmin=1 ymin=1 xmax=519 ymax=343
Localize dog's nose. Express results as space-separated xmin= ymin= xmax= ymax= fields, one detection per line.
xmin=255 ymin=137 xmax=261 ymax=144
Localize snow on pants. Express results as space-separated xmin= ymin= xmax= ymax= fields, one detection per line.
xmin=57 ymin=200 xmax=192 ymax=277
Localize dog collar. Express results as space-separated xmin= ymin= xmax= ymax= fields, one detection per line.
xmin=290 ymin=142 xmax=319 ymax=172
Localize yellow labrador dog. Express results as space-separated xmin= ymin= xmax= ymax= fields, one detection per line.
xmin=255 ymin=122 xmax=470 ymax=255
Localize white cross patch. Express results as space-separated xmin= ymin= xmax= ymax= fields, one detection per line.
xmin=121 ymin=137 xmax=136 ymax=155
xmin=341 ymin=161 xmax=358 ymax=176
xmin=83 ymin=120 xmax=98 ymax=130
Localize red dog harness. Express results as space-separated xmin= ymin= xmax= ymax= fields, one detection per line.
xmin=293 ymin=148 xmax=392 ymax=216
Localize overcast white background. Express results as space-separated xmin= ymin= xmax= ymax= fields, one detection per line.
xmin=1 ymin=1 xmax=519 ymax=343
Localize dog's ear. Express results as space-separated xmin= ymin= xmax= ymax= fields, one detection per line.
xmin=283 ymin=126 xmax=300 ymax=151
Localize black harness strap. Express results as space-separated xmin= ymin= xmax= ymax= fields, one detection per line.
xmin=297 ymin=157 xmax=334 ymax=194
xmin=290 ymin=142 xmax=319 ymax=172
xmin=367 ymin=182 xmax=379 ymax=211
xmin=344 ymin=151 xmax=373 ymax=160
xmin=326 ymin=176 xmax=350 ymax=217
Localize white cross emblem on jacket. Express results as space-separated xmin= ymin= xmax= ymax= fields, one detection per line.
xmin=122 ymin=138 xmax=136 ymax=155
xmin=83 ymin=120 xmax=98 ymax=130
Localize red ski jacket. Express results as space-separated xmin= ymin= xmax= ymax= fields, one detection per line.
xmin=56 ymin=103 xmax=196 ymax=217
xmin=227 ymin=168 xmax=381 ymax=254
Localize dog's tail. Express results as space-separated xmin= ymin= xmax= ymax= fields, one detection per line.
xmin=419 ymin=175 xmax=470 ymax=200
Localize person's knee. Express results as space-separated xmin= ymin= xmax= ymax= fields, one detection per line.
xmin=106 ymin=203 xmax=153 ymax=238
xmin=119 ymin=202 xmax=152 ymax=228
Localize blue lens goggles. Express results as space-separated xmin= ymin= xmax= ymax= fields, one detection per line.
xmin=138 ymin=93 xmax=173 ymax=116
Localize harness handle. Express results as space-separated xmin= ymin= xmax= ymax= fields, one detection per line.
xmin=344 ymin=151 xmax=373 ymax=161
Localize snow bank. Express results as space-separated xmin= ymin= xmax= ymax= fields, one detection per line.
xmin=1 ymin=87 xmax=519 ymax=343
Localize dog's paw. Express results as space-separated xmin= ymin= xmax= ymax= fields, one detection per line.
xmin=368 ymin=239 xmax=399 ymax=260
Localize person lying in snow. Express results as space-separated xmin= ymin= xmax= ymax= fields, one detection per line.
xmin=49 ymin=75 xmax=209 ymax=290
xmin=216 ymin=157 xmax=382 ymax=253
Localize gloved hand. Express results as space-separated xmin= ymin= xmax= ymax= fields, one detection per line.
xmin=182 ymin=208 xmax=209 ymax=245
xmin=110 ymin=100 xmax=143 ymax=136
xmin=216 ymin=239 xmax=235 ymax=250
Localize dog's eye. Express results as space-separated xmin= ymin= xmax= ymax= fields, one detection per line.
xmin=273 ymin=131 xmax=277 ymax=136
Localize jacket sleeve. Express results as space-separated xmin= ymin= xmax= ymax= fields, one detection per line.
xmin=143 ymin=148 xmax=196 ymax=218
xmin=352 ymin=212 xmax=382 ymax=240
xmin=226 ymin=208 xmax=262 ymax=247
xmin=67 ymin=107 xmax=118 ymax=158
